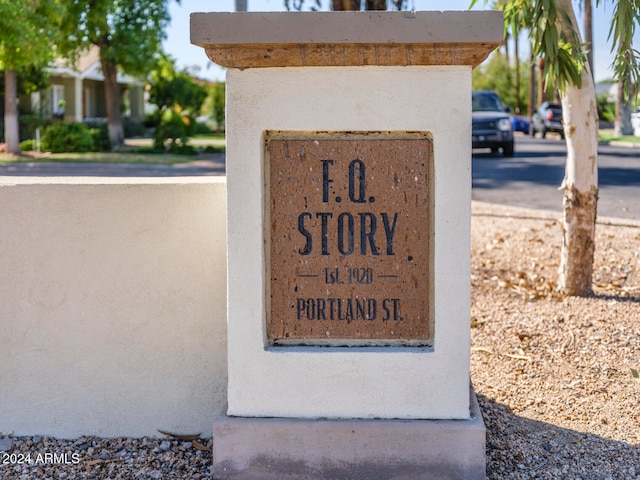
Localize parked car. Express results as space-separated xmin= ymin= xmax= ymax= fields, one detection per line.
xmin=510 ymin=114 xmax=530 ymax=134
xmin=472 ymin=90 xmax=515 ymax=157
xmin=531 ymin=102 xmax=564 ymax=139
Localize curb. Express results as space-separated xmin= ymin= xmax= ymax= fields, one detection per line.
xmin=603 ymin=140 xmax=640 ymax=149
xmin=471 ymin=201 xmax=640 ymax=229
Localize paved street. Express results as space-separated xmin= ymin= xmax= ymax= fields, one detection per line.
xmin=472 ymin=134 xmax=640 ymax=220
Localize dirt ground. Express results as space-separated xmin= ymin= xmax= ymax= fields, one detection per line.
xmin=470 ymin=201 xmax=639 ymax=479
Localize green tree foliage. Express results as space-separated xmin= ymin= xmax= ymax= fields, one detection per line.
xmin=492 ymin=0 xmax=588 ymax=91
xmin=0 ymin=1 xmax=64 ymax=71
xmin=210 ymin=83 xmax=226 ymax=132
xmin=149 ymin=57 xmax=207 ymax=117
xmin=148 ymin=56 xmax=207 ymax=149
xmin=472 ymin=52 xmax=530 ymax=113
xmin=489 ymin=0 xmax=640 ymax=95
xmin=0 ymin=0 xmax=65 ymax=153
xmin=59 ymin=0 xmax=173 ymax=149
xmin=608 ymin=0 xmax=640 ymax=94
xmin=596 ymin=92 xmax=615 ymax=122
xmin=41 ymin=122 xmax=95 ymax=153
xmin=199 ymin=82 xmax=226 ymax=133
xmin=0 ymin=68 xmax=49 ymax=99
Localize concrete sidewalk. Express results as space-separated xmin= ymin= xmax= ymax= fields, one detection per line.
xmin=0 ymin=153 xmax=226 ymax=177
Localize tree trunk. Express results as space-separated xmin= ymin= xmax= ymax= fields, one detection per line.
xmin=537 ymin=57 xmax=546 ymax=106
xmin=365 ymin=0 xmax=386 ymax=9
xmin=504 ymin=30 xmax=510 ymax=66
xmin=332 ymin=0 xmax=359 ymax=10
xmin=528 ymin=52 xmax=536 ymax=118
xmin=4 ymin=70 xmax=21 ymax=155
xmin=514 ymin=28 xmax=521 ymax=113
xmin=584 ymin=0 xmax=593 ymax=81
xmin=332 ymin=0 xmax=386 ymax=11
xmin=614 ymin=78 xmax=633 ymax=136
xmin=557 ymin=0 xmax=599 ymax=296
xmin=101 ymin=56 xmax=125 ymax=149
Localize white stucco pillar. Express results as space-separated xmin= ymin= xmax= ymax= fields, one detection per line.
xmin=192 ymin=11 xmax=502 ymax=480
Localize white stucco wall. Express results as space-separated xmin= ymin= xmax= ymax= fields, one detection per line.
xmin=0 ymin=177 xmax=227 ymax=438
xmin=226 ymin=66 xmax=472 ymax=420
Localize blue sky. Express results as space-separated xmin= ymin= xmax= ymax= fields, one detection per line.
xmin=165 ymin=0 xmax=628 ymax=83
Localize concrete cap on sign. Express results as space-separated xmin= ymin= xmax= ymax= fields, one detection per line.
xmin=190 ymin=11 xmax=503 ymax=69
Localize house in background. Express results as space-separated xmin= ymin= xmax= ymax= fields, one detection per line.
xmin=26 ymin=47 xmax=145 ymax=123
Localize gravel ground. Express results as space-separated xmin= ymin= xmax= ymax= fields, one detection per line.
xmin=0 ymin=434 xmax=213 ymax=479
xmin=0 ymin=201 xmax=638 ymax=479
xmin=471 ymin=202 xmax=640 ymax=480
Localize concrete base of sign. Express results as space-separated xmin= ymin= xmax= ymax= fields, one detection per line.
xmin=211 ymin=386 xmax=485 ymax=480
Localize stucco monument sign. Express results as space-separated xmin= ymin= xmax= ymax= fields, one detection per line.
xmin=192 ymin=10 xmax=502 ymax=480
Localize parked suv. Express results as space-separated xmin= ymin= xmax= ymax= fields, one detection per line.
xmin=472 ymin=90 xmax=514 ymax=157
xmin=531 ymin=102 xmax=564 ymax=139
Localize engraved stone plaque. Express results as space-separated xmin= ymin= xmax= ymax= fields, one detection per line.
xmin=266 ymin=132 xmax=432 ymax=345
